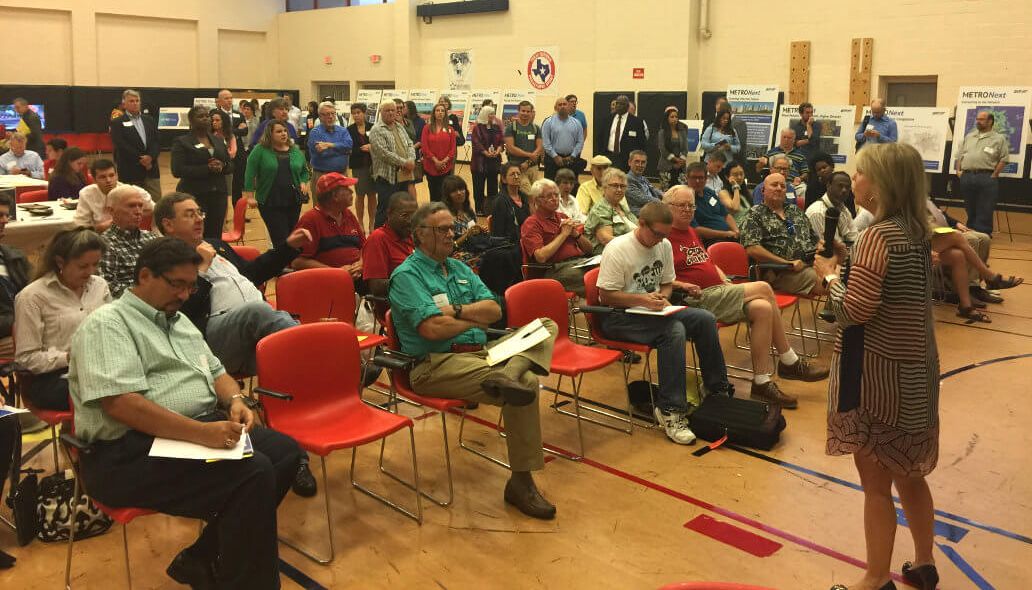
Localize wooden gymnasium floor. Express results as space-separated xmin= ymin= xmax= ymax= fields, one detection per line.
xmin=2 ymin=158 xmax=1030 ymax=589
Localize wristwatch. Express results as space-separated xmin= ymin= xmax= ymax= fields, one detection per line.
xmin=452 ymin=304 xmax=463 ymax=320
xmin=822 ymin=274 xmax=839 ymax=288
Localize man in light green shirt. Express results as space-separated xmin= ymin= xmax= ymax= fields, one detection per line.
xmin=954 ymin=110 xmax=1010 ymax=235
xmin=70 ymin=237 xmax=303 ymax=589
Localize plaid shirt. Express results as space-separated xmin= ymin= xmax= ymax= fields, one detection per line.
xmin=764 ymin=147 xmax=809 ymax=181
xmin=740 ymin=202 xmax=817 ymax=261
xmin=99 ymin=225 xmax=158 ymax=298
xmin=368 ymin=119 xmax=415 ymax=184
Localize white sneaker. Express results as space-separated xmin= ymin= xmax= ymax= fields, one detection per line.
xmin=653 ymin=407 xmax=697 ymax=445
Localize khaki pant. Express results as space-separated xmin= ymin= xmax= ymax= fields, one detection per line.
xmin=765 ymin=266 xmax=818 ymax=296
xmin=409 ymin=318 xmax=558 ymax=472
xmin=518 ymin=163 xmax=542 ymax=194
xmin=141 ymin=177 xmax=162 ymax=202
xmin=963 ymin=230 xmax=991 ymax=286
xmin=544 ymin=257 xmax=588 ymax=297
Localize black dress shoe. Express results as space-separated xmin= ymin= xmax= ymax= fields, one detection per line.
xmin=292 ymin=463 xmax=318 ymax=497
xmin=902 ymin=562 xmax=938 ymax=590
xmin=503 ymin=477 xmax=556 ymax=520
xmin=166 ymin=549 xmax=217 ymax=589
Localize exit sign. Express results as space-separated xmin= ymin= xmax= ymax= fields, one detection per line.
xmin=632 ymin=68 xmax=645 ymax=79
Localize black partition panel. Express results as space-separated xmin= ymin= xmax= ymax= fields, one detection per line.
xmin=0 ymin=85 xmax=73 ymax=131
xmin=592 ymin=91 xmax=634 ymax=157
xmin=636 ymin=91 xmax=687 ymax=179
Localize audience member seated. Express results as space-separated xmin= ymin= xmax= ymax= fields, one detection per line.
xmin=756 ymin=129 xmax=808 ymax=197
xmin=751 ymin=154 xmax=798 ymax=205
xmin=444 ymin=175 xmax=487 ymax=267
xmin=741 ymin=173 xmax=826 ymax=296
xmin=0 ymin=133 xmax=44 ymax=179
xmin=15 ymin=228 xmax=111 ymax=411
xmin=520 ymin=178 xmax=593 ymax=295
xmin=663 ymin=186 xmax=827 ymax=409
xmin=44 ymin=137 xmax=93 ymax=184
xmin=805 ymin=171 xmax=858 ymax=245
xmin=291 ymin=173 xmax=366 ymax=292
xmin=596 ymin=202 xmax=733 ymax=444
xmin=99 ymin=186 xmax=158 ymax=298
xmin=684 ymin=161 xmax=739 ymax=247
xmin=575 ymin=155 xmax=616 ymax=215
xmin=47 ymin=147 xmax=90 ymax=201
xmin=0 ymin=194 xmax=31 ymax=358
xmin=657 ymin=106 xmax=689 ymax=189
xmin=69 ymin=237 xmax=304 ymax=589
xmin=927 ymin=199 xmax=1007 ymax=306
xmin=363 ymin=191 xmax=418 ymax=302
xmin=804 ymin=151 xmax=843 ymax=210
xmin=554 ymin=167 xmax=585 ymax=223
xmin=718 ymin=161 xmax=750 ymax=228
xmin=441 ymin=174 xmax=519 ymax=297
xmin=625 ymin=150 xmax=664 ymax=216
xmin=705 ymin=151 xmax=727 ymax=194
xmin=390 ymin=202 xmax=559 ymax=519
xmin=73 ymin=159 xmax=154 ymax=232
xmin=585 ymin=168 xmax=638 ymax=255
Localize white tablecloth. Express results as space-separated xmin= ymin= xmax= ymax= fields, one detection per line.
xmin=0 ymin=174 xmax=48 ymax=190
xmin=6 ymin=200 xmax=79 ymax=256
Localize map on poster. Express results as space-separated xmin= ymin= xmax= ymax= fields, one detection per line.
xmin=355 ymin=90 xmax=384 ymax=124
xmin=861 ymin=106 xmax=951 ymax=172
xmin=501 ymin=89 xmax=536 ymax=127
xmin=950 ymin=86 xmax=1031 ymax=178
xmin=777 ymin=104 xmax=857 ymax=165
xmin=726 ymin=85 xmax=779 ymax=158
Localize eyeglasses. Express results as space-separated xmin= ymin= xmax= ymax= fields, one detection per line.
xmin=419 ymin=225 xmax=455 ymax=235
xmin=644 ymin=224 xmax=669 ymax=240
xmin=160 ymin=274 xmax=198 ymax=294
xmin=668 ymin=202 xmax=696 ymax=211
xmin=687 ymin=175 xmax=707 ymax=182
xmin=772 ymin=166 xmax=791 ymax=173
xmin=606 ymin=183 xmax=627 ymax=190
xmin=181 ymin=208 xmax=206 ymax=220
xmin=538 ymin=193 xmax=560 ymax=201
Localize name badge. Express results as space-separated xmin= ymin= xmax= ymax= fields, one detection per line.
xmin=983 ymin=146 xmax=996 ymax=155
xmin=709 ymin=197 xmax=717 ymax=207
xmin=122 ymin=121 xmax=134 ymax=127
xmin=195 ymin=143 xmax=205 ymax=149
xmin=628 ymin=131 xmax=638 ymax=137
xmin=432 ymin=293 xmax=450 ymax=307
xmin=527 ymin=134 xmax=535 ymax=140
xmin=457 ymin=279 xmax=469 ymax=284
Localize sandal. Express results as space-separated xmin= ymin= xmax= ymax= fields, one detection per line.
xmin=902 ymin=561 xmax=938 ymax=590
xmin=985 ymin=274 xmax=1024 ymax=290
xmin=957 ymin=306 xmax=991 ymax=323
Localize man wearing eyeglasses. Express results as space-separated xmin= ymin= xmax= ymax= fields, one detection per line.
xmin=390 ymin=202 xmax=560 ymax=520
xmin=307 ymin=102 xmax=354 ymax=195
xmin=684 ymin=161 xmax=739 ymax=247
xmin=520 ymin=178 xmax=593 ymax=295
xmin=596 ymin=202 xmax=734 ymax=445
xmin=751 ymin=153 xmax=798 ymax=205
xmin=664 ymin=186 xmax=826 ymax=409
xmin=740 ymin=173 xmax=825 ymax=296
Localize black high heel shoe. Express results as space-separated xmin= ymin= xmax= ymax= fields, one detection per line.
xmin=829 ymin=582 xmax=897 ymax=590
xmin=902 ymin=562 xmax=939 ymax=589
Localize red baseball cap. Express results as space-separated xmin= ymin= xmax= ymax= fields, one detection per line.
xmin=316 ymin=172 xmax=358 ymax=194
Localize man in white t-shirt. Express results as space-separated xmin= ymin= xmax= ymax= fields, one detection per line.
xmin=595 ymin=202 xmax=732 ymax=445
xmin=73 ymin=158 xmax=154 ymax=232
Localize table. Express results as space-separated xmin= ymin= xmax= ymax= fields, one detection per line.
xmin=6 ymin=200 xmax=79 ymax=256
xmin=0 ymin=174 xmax=48 ymax=190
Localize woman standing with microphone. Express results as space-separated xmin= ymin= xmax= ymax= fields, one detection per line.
xmin=816 ymin=142 xmax=939 ymax=590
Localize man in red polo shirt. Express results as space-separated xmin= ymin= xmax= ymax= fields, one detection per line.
xmin=662 ymin=185 xmax=827 ymax=409
xmin=363 ymin=191 xmax=418 ymax=300
xmin=292 ymin=172 xmax=367 ymax=289
xmin=520 ymin=178 xmax=593 ymax=295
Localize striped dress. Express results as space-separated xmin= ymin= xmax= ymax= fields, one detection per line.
xmin=825 ymin=214 xmax=940 ymax=477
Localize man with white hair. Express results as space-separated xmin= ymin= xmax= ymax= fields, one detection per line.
xmin=757 ymin=128 xmax=809 ymax=189
xmin=855 ymin=97 xmax=898 ymax=149
xmin=0 ymin=133 xmax=43 ymax=179
xmin=110 ymin=89 xmax=162 ymax=200
xmin=307 ymin=102 xmax=354 ymax=194
xmin=282 ymin=94 xmax=302 ymax=131
xmin=368 ymin=100 xmax=416 ymax=228
xmin=521 ymin=178 xmax=593 ymax=295
xmin=99 ymin=185 xmax=159 ymax=298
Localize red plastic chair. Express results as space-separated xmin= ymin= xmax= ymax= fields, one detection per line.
xmin=274 ymin=268 xmax=386 ymax=351
xmin=16 ymin=189 xmax=49 ymax=204
xmin=506 ymin=279 xmax=623 ymax=458
xmin=222 ymin=197 xmax=248 ymax=244
xmin=256 ymin=322 xmax=422 ymax=563
xmin=94 ymin=133 xmax=114 ymax=154
xmin=17 ymin=372 xmax=72 ymax=471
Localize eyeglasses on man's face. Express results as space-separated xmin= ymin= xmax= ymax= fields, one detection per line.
xmin=180 ymin=208 xmax=206 ymax=220
xmin=606 ymin=183 xmax=627 ymax=191
xmin=668 ymin=202 xmax=695 ymax=211
xmin=160 ymin=274 xmax=199 ymax=294
xmin=420 ymin=225 xmax=454 ymax=236
xmin=644 ymin=224 xmax=669 ymax=240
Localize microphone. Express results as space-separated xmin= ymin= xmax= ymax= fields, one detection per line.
xmin=821 ymin=207 xmax=840 ymax=258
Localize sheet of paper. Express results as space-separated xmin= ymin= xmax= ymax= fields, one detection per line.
xmin=573 ymin=254 xmax=603 ymax=268
xmin=149 ymin=432 xmax=251 ymax=461
xmin=0 ymin=405 xmax=29 ymax=419
xmin=486 ymin=318 xmax=550 ymax=366
xmin=626 ymin=305 xmax=686 ymax=317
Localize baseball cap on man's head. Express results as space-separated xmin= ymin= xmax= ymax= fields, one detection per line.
xmin=316 ymin=173 xmax=358 ymax=194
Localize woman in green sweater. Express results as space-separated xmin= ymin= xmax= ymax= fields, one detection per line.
xmin=243 ymin=120 xmax=311 ymax=245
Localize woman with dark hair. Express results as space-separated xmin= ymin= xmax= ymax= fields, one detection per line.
xmin=700 ymin=107 xmax=741 ymax=162
xmin=421 ymin=103 xmax=458 ymax=202
xmin=436 ymin=95 xmax=467 ymax=146
xmin=348 ymin=103 xmax=377 ymax=234
xmin=446 ymin=174 xmax=522 ymax=294
xmin=15 ymin=227 xmax=110 ymax=410
xmin=47 ymin=146 xmax=90 ymax=200
xmin=209 ymin=109 xmax=238 ymax=198
xmin=305 ymin=101 xmax=320 ymax=132
xmin=471 ymin=106 xmax=505 ymax=214
xmin=718 ymin=161 xmax=751 ymax=227
xmin=490 ymin=163 xmax=530 ymax=244
xmin=657 ymin=106 xmax=689 ymax=189
xmin=443 ymin=175 xmax=483 ymax=266
xmin=171 ymin=106 xmax=233 ymax=238
xmin=243 ymin=120 xmax=310 ymax=246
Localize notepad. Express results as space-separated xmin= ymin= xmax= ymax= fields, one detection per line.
xmin=933 ymin=227 xmax=956 ymax=234
xmin=486 ymin=318 xmax=551 ymax=366
xmin=626 ymin=305 xmax=686 ymax=317
xmin=573 ymin=254 xmax=603 ymax=268
xmin=149 ymin=432 xmax=252 ymax=461
xmin=0 ymin=405 xmax=28 ymax=420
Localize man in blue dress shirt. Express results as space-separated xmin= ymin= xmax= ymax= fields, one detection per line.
xmin=855 ymin=98 xmax=898 ymax=149
xmin=542 ymin=97 xmax=586 ymax=180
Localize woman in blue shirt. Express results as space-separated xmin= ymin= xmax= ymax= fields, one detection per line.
xmin=700 ymin=108 xmax=741 ymax=163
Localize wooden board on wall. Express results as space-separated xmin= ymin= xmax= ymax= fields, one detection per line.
xmin=789 ymin=41 xmax=810 ymax=105
xmin=849 ymin=37 xmax=873 ymax=123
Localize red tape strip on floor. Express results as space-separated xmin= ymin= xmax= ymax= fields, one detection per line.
xmin=684 ymin=514 xmax=782 ymax=557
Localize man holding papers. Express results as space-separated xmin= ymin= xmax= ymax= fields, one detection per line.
xmin=69 ymin=238 xmax=304 ymax=589
xmin=596 ymin=202 xmax=733 ymax=445
xmin=390 ymin=202 xmax=559 ymax=520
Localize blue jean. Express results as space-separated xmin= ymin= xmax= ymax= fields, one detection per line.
xmin=601 ymin=307 xmax=728 ymax=413
xmin=373 ymin=177 xmax=408 ymax=229
xmin=959 ymin=172 xmax=998 ymax=236
xmin=206 ymin=301 xmax=299 ymax=376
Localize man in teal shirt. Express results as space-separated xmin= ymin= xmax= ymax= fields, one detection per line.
xmin=70 ymin=237 xmax=303 ymax=589
xmin=390 ymin=201 xmax=559 ymax=520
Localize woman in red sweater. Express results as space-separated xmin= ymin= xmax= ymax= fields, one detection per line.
xmin=420 ymin=103 xmax=458 ymax=202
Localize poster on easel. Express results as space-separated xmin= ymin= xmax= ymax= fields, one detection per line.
xmin=950 ymin=86 xmax=1031 ymax=178
xmin=355 ymin=89 xmax=384 ymax=124
xmin=777 ymin=104 xmax=857 ymax=165
xmin=409 ymin=90 xmax=438 ymax=123
xmin=441 ymin=89 xmax=470 ymax=133
xmin=861 ymin=106 xmax=951 ymax=172
xmin=466 ymin=89 xmax=503 ymax=140
xmin=334 ymin=101 xmax=353 ymax=125
xmin=680 ymin=119 xmax=704 ymax=153
xmin=726 ymin=85 xmax=779 ymax=158
xmin=192 ymin=97 xmax=217 ymax=110
xmin=381 ymin=89 xmax=409 ymax=106
xmin=501 ymin=89 xmax=536 ymax=127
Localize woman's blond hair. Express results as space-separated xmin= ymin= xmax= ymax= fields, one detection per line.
xmin=854 ymin=142 xmax=931 ymax=241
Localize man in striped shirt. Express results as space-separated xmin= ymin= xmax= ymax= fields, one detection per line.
xmin=757 ymin=128 xmax=809 ymax=191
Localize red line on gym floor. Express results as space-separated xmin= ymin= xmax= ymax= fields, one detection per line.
xmin=684 ymin=514 xmax=783 ymax=557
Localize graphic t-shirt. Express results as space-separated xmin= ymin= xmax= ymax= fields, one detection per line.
xmin=596 ymin=231 xmax=675 ymax=295
xmin=667 ymin=226 xmax=723 ymax=289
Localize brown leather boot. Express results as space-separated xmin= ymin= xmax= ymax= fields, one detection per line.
xmin=504 ymin=475 xmax=556 ymax=520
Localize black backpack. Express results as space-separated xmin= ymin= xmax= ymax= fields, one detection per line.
xmin=689 ymin=394 xmax=786 ymax=451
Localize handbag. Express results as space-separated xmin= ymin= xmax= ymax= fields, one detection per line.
xmin=35 ymin=469 xmax=113 ymax=543
xmin=291 ymin=183 xmax=309 ymax=205
xmin=688 ymin=393 xmax=786 ymax=451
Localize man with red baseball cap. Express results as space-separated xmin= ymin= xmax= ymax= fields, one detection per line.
xmin=292 ymin=172 xmax=367 ymax=290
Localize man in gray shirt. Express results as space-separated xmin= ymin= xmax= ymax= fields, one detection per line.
xmin=504 ymin=100 xmax=544 ymax=193
xmin=954 ymin=110 xmax=1010 ymax=235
